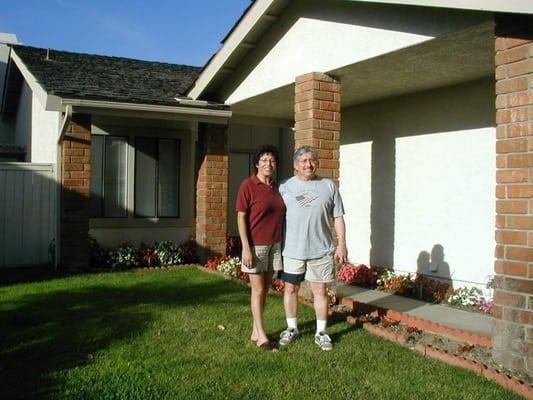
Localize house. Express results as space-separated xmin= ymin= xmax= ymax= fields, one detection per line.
xmin=184 ymin=0 xmax=533 ymax=378
xmin=1 ymin=0 xmax=531 ymax=377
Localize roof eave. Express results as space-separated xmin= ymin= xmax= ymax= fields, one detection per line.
xmin=187 ymin=0 xmax=281 ymax=100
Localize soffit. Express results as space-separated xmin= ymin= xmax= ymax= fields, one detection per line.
xmin=229 ymin=22 xmax=495 ymax=121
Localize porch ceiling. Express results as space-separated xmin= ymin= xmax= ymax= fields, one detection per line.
xmin=230 ymin=22 xmax=495 ymax=121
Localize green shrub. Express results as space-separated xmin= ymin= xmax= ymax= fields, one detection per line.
xmin=108 ymin=243 xmax=139 ymax=270
xmin=155 ymin=241 xmax=183 ymax=266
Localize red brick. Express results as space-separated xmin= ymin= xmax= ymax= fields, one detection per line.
xmin=507 ymin=153 xmax=533 ymax=168
xmin=507 ymin=123 xmax=533 ymax=138
xmin=507 ymin=246 xmax=533 ymax=262
xmin=497 ymin=138 xmax=528 ymax=153
xmin=318 ymin=82 xmax=340 ymax=92
xmin=63 ymin=163 xmax=83 ymax=171
xmin=508 ymin=59 xmax=533 ymax=78
xmin=496 ymin=214 xmax=506 ymax=228
xmin=496 ymin=95 xmax=507 ymax=110
xmin=507 ymin=216 xmax=533 ymax=229
xmin=496 ymin=230 xmax=528 ymax=245
xmin=506 ymin=38 xmax=533 ymax=49
xmin=496 ymin=200 xmax=528 ymax=214
xmin=495 ymin=245 xmax=505 ymax=258
xmin=496 ymin=110 xmax=511 ymax=124
xmin=319 ymin=120 xmax=341 ymax=131
xmin=295 ymin=119 xmax=320 ymax=130
xmin=319 ymin=101 xmax=340 ymax=112
xmin=496 ymin=46 xmax=530 ymax=66
xmin=295 ymin=72 xmax=334 ymax=84
xmin=496 ymin=154 xmax=506 ymax=168
xmin=496 ymin=65 xmax=507 ymax=80
xmin=496 ymin=170 xmax=528 ymax=183
xmin=496 ymin=185 xmax=506 ymax=199
xmin=496 ymin=77 xmax=529 ymax=94
xmin=494 ymin=290 xmax=526 ymax=308
xmin=507 ymin=185 xmax=533 ymax=198
xmin=510 ymin=107 xmax=531 ymax=122
xmin=508 ymin=91 xmax=533 ymax=108
xmin=295 ymin=80 xmax=321 ymax=94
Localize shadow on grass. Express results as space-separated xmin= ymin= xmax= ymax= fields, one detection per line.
xmin=0 ymin=270 xmax=245 ymax=399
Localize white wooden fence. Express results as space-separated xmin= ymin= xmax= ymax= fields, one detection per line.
xmin=0 ymin=163 xmax=56 ymax=267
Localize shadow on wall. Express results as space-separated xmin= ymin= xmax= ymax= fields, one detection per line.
xmin=345 ymin=79 xmax=495 ymax=269
xmin=416 ymin=244 xmax=452 ymax=287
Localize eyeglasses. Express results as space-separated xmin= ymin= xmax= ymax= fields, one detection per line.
xmin=259 ymin=158 xmax=276 ymax=165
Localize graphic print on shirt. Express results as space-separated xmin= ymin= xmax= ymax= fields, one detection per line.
xmin=295 ymin=191 xmax=320 ymax=207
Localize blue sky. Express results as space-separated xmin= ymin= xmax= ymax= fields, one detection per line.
xmin=1 ymin=0 xmax=251 ymax=66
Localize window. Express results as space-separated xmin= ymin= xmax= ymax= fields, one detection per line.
xmin=135 ymin=137 xmax=180 ymax=218
xmin=91 ymin=135 xmax=128 ymax=217
xmin=90 ymin=134 xmax=180 ymax=218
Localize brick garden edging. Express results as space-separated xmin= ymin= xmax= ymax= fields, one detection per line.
xmin=341 ymin=297 xmax=533 ymax=399
xmin=340 ymin=297 xmax=492 ymax=347
xmin=415 ymin=343 xmax=533 ymax=399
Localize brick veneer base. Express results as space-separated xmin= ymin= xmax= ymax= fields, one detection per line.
xmin=294 ymin=72 xmax=341 ymax=184
xmin=196 ymin=123 xmax=229 ymax=261
xmin=494 ymin=17 xmax=533 ymax=378
xmin=61 ymin=114 xmax=91 ymax=270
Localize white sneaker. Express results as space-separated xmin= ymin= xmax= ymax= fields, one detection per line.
xmin=314 ymin=331 xmax=333 ymax=351
xmin=279 ymin=328 xmax=299 ymax=346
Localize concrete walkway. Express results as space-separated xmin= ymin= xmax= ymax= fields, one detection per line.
xmin=336 ymin=284 xmax=493 ymax=338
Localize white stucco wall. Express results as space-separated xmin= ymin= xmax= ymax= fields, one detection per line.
xmin=340 ymin=79 xmax=495 ymax=288
xmin=30 ymin=92 xmax=59 ymax=163
xmin=220 ymin=0 xmax=490 ymax=104
xmin=13 ymin=81 xmax=32 ymax=157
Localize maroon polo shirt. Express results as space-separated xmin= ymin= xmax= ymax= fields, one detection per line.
xmin=235 ymin=175 xmax=285 ymax=246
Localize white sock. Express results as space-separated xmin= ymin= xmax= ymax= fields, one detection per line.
xmin=287 ymin=317 xmax=298 ymax=331
xmin=316 ymin=319 xmax=327 ymax=335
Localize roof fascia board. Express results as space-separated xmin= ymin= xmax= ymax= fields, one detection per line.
xmin=187 ymin=0 xmax=278 ymax=100
xmin=62 ymin=98 xmax=232 ymax=122
xmin=349 ymin=0 xmax=533 ymax=14
xmin=9 ymin=49 xmax=61 ymax=110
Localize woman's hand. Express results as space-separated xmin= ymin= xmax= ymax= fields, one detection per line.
xmin=241 ymin=247 xmax=253 ymax=268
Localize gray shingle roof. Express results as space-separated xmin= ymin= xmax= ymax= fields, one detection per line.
xmin=12 ymin=45 xmax=202 ymax=107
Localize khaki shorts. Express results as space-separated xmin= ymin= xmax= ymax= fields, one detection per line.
xmin=282 ymin=253 xmax=335 ymax=283
xmin=241 ymin=242 xmax=282 ymax=274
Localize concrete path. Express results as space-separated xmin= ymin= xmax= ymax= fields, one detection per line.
xmin=336 ymin=284 xmax=493 ymax=338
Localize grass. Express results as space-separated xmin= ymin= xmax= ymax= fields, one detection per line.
xmin=0 ymin=267 xmax=520 ymax=400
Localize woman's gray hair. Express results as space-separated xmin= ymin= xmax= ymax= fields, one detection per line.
xmin=293 ymin=145 xmax=318 ymax=163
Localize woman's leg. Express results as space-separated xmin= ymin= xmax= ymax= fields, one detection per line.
xmin=249 ymin=272 xmax=270 ymax=345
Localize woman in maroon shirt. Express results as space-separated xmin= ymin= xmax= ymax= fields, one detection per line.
xmin=236 ymin=144 xmax=285 ymax=350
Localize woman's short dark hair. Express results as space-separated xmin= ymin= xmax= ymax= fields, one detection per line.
xmin=253 ymin=144 xmax=279 ymax=169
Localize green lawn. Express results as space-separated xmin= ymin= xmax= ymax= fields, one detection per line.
xmin=0 ymin=267 xmax=519 ymax=399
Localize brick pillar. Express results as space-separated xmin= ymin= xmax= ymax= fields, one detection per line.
xmin=294 ymin=72 xmax=341 ymax=184
xmin=493 ymin=15 xmax=533 ymax=377
xmin=196 ymin=123 xmax=229 ymax=261
xmin=61 ymin=113 xmax=91 ymax=270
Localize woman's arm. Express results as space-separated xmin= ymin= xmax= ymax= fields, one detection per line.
xmin=237 ymin=211 xmax=253 ymax=268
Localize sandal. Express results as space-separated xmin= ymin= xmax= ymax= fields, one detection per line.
xmin=257 ymin=340 xmax=278 ymax=352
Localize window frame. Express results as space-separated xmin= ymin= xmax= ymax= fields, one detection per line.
xmin=90 ymin=132 xmax=181 ymax=220
xmin=133 ymin=136 xmax=181 ymax=219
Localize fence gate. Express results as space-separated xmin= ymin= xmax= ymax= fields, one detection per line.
xmin=0 ymin=163 xmax=56 ymax=267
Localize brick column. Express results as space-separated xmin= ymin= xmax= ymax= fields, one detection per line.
xmin=196 ymin=123 xmax=229 ymax=261
xmin=61 ymin=113 xmax=91 ymax=270
xmin=493 ymin=15 xmax=533 ymax=377
xmin=294 ymin=72 xmax=341 ymax=184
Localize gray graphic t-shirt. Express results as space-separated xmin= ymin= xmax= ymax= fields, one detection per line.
xmin=279 ymin=176 xmax=345 ymax=260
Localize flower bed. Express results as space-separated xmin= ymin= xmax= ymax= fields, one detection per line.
xmin=89 ymin=236 xmax=199 ymax=270
xmin=337 ymin=263 xmax=494 ymax=315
